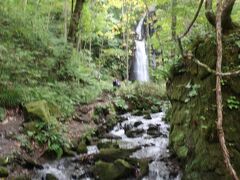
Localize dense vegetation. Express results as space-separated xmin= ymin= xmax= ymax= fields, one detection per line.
xmin=0 ymin=0 xmax=240 ymax=179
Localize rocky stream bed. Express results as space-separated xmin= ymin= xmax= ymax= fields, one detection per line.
xmin=33 ymin=112 xmax=181 ymax=180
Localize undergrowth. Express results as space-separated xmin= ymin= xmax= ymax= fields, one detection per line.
xmin=0 ymin=3 xmax=112 ymax=157
xmin=116 ymin=82 xmax=166 ymax=114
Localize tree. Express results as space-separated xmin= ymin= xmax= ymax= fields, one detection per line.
xmin=215 ymin=0 xmax=239 ymax=179
xmin=205 ymin=0 xmax=237 ymax=32
xmin=68 ymin=0 xmax=85 ymax=42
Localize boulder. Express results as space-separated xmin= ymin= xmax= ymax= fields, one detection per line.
xmin=46 ymin=173 xmax=58 ymax=180
xmin=147 ymin=124 xmax=162 ymax=138
xmin=126 ymin=128 xmax=144 ymax=138
xmin=133 ymin=121 xmax=143 ymax=127
xmin=93 ymin=159 xmax=134 ymax=180
xmin=95 ymin=148 xmax=136 ymax=162
xmin=97 ymin=141 xmax=119 ymax=149
xmin=24 ymin=100 xmax=60 ymax=123
xmin=0 ymin=157 xmax=8 ymax=166
xmin=0 ymin=166 xmax=8 ymax=177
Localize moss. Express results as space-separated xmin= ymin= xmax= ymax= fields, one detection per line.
xmin=46 ymin=173 xmax=58 ymax=180
xmin=93 ymin=159 xmax=134 ymax=180
xmin=97 ymin=141 xmax=119 ymax=149
xmin=0 ymin=157 xmax=8 ymax=166
xmin=0 ymin=166 xmax=8 ymax=177
xmin=167 ymin=32 xmax=240 ymax=178
xmin=95 ymin=148 xmax=136 ymax=162
xmin=23 ymin=121 xmax=38 ymax=132
xmin=0 ymin=107 xmax=5 ymax=121
xmin=24 ymin=100 xmax=60 ymax=123
xmin=77 ymin=142 xmax=87 ymax=154
xmin=177 ymin=146 xmax=188 ymax=159
xmin=127 ymin=158 xmax=149 ymax=177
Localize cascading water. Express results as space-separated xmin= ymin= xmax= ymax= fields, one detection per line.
xmin=33 ymin=109 xmax=181 ymax=180
xmin=130 ymin=15 xmax=149 ymax=82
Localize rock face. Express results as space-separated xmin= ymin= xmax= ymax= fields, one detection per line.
xmin=167 ymin=32 xmax=240 ymax=179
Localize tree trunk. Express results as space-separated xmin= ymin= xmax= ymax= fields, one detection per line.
xmin=68 ymin=0 xmax=85 ymax=43
xmin=205 ymin=0 xmax=236 ymax=32
xmin=64 ymin=0 xmax=68 ymax=43
xmin=171 ymin=0 xmax=177 ymax=41
xmin=215 ymin=0 xmax=239 ymax=179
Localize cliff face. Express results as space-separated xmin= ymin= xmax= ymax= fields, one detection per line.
xmin=167 ymin=31 xmax=240 ymax=179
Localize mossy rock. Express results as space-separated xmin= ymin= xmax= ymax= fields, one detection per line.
xmin=0 ymin=157 xmax=8 ymax=166
xmin=77 ymin=142 xmax=87 ymax=154
xmin=23 ymin=121 xmax=38 ymax=132
xmin=95 ymin=148 xmax=136 ymax=162
xmin=0 ymin=166 xmax=8 ymax=177
xmin=97 ymin=141 xmax=119 ymax=149
xmin=93 ymin=159 xmax=134 ymax=180
xmin=176 ymin=146 xmax=188 ymax=159
xmin=24 ymin=100 xmax=59 ymax=122
xmin=46 ymin=173 xmax=58 ymax=180
xmin=143 ymin=113 xmax=152 ymax=120
xmin=125 ymin=128 xmax=144 ymax=138
xmin=127 ymin=158 xmax=149 ymax=177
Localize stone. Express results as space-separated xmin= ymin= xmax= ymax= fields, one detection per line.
xmin=97 ymin=141 xmax=119 ymax=149
xmin=95 ymin=148 xmax=136 ymax=162
xmin=143 ymin=113 xmax=152 ymax=120
xmin=125 ymin=128 xmax=144 ymax=138
xmin=0 ymin=166 xmax=8 ymax=177
xmin=24 ymin=100 xmax=59 ymax=123
xmin=147 ymin=124 xmax=162 ymax=138
xmin=93 ymin=159 xmax=134 ymax=180
xmin=46 ymin=173 xmax=58 ymax=180
xmin=133 ymin=121 xmax=143 ymax=127
xmin=0 ymin=157 xmax=8 ymax=166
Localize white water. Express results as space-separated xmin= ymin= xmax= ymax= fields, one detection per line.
xmin=111 ymin=112 xmax=181 ymax=180
xmin=34 ymin=112 xmax=181 ymax=180
xmin=132 ymin=15 xmax=150 ymax=82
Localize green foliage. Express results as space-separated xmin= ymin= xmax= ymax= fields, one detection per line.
xmin=227 ymin=96 xmax=240 ymax=110
xmin=0 ymin=108 xmax=5 ymax=122
xmin=184 ymin=82 xmax=201 ymax=103
xmin=113 ymin=97 xmax=128 ymax=112
xmin=117 ymin=82 xmax=166 ymax=113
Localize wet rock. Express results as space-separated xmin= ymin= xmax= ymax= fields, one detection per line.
xmin=133 ymin=121 xmax=143 ymax=127
xmin=63 ymin=147 xmax=76 ymax=157
xmin=95 ymin=148 xmax=136 ymax=162
xmin=147 ymin=124 xmax=162 ymax=138
xmin=0 ymin=166 xmax=8 ymax=177
xmin=143 ymin=113 xmax=152 ymax=120
xmin=101 ymin=133 xmax=122 ymax=140
xmin=127 ymin=158 xmax=149 ymax=178
xmin=97 ymin=141 xmax=119 ymax=149
xmin=46 ymin=173 xmax=58 ymax=180
xmin=93 ymin=159 xmax=134 ymax=180
xmin=126 ymin=129 xmax=144 ymax=138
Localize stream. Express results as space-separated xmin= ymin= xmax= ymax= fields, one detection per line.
xmin=34 ymin=111 xmax=181 ymax=180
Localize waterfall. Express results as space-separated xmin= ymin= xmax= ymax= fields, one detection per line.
xmin=130 ymin=15 xmax=149 ymax=82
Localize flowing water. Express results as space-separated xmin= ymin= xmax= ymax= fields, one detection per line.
xmin=130 ymin=15 xmax=149 ymax=82
xmin=34 ymin=111 xmax=181 ymax=180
